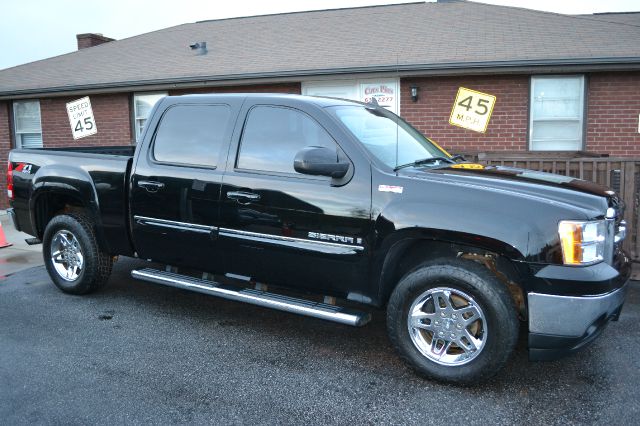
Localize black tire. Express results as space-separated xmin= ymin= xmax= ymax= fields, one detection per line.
xmin=387 ymin=257 xmax=518 ymax=385
xmin=42 ymin=213 xmax=113 ymax=295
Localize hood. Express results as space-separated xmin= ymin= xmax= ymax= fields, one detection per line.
xmin=400 ymin=164 xmax=619 ymax=217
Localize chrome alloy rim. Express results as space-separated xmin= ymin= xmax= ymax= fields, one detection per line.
xmin=50 ymin=230 xmax=84 ymax=282
xmin=408 ymin=287 xmax=487 ymax=366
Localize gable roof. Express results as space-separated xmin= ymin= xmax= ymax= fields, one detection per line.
xmin=1 ymin=1 xmax=640 ymax=98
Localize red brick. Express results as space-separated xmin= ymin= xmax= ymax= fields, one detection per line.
xmin=401 ymin=75 xmax=529 ymax=154
xmin=169 ymin=82 xmax=301 ymax=96
xmin=586 ymin=72 xmax=640 ymax=156
xmin=40 ymin=94 xmax=132 ymax=148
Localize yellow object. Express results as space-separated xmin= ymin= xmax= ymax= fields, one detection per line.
xmin=558 ymin=222 xmax=583 ymax=265
xmin=449 ymin=87 xmax=497 ymax=133
xmin=450 ymin=163 xmax=485 ymax=170
xmin=427 ymin=138 xmax=451 ymax=157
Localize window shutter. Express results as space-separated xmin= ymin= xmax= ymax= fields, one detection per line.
xmin=20 ymin=133 xmax=43 ymax=149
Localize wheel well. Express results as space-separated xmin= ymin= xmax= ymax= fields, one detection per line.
xmin=34 ymin=192 xmax=89 ymax=239
xmin=379 ymin=239 xmax=526 ymax=319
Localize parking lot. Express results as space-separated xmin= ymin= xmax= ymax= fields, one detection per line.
xmin=1 ymin=257 xmax=639 ymax=425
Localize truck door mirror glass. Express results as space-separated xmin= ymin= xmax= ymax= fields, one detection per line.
xmin=294 ymin=146 xmax=350 ymax=178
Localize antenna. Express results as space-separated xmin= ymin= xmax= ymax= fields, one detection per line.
xmin=395 ymin=53 xmax=400 ymax=172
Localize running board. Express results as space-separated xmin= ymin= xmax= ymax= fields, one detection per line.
xmin=131 ymin=268 xmax=371 ymax=327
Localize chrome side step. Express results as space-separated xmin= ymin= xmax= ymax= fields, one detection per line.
xmin=131 ymin=268 xmax=371 ymax=327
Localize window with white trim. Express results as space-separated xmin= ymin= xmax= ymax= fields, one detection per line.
xmin=13 ymin=100 xmax=42 ymax=148
xmin=530 ymin=75 xmax=585 ymax=151
xmin=134 ymin=92 xmax=167 ymax=141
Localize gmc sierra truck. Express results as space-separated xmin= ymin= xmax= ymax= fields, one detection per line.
xmin=7 ymin=94 xmax=630 ymax=384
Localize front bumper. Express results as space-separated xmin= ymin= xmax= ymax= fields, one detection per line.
xmin=528 ymin=283 xmax=628 ymax=360
xmin=526 ymin=253 xmax=631 ymax=361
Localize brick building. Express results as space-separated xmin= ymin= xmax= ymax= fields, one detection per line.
xmin=0 ymin=1 xmax=639 ymax=208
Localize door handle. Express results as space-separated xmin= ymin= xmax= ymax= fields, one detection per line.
xmin=138 ymin=180 xmax=165 ymax=193
xmin=226 ymin=191 xmax=261 ymax=202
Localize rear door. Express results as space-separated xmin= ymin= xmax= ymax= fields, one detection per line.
xmin=130 ymin=97 xmax=243 ymax=270
xmin=219 ymin=99 xmax=373 ymax=298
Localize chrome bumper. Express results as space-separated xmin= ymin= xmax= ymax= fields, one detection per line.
xmin=528 ymin=283 xmax=629 ymax=337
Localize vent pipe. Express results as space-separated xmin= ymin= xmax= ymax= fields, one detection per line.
xmin=189 ymin=42 xmax=207 ymax=55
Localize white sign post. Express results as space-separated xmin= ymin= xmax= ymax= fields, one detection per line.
xmin=66 ymin=96 xmax=97 ymax=139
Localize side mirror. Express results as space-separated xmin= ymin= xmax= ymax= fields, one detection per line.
xmin=294 ymin=146 xmax=350 ymax=178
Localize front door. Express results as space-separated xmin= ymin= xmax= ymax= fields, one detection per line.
xmin=130 ymin=98 xmax=242 ymax=271
xmin=219 ymin=101 xmax=372 ymax=298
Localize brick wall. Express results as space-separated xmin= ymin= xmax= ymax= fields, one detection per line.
xmin=401 ymin=72 xmax=640 ymax=157
xmin=586 ymin=72 xmax=640 ymax=156
xmin=168 ymin=82 xmax=301 ymax=96
xmin=41 ymin=93 xmax=132 ymax=147
xmin=0 ymin=101 xmax=11 ymax=209
xmin=401 ymin=75 xmax=530 ymax=154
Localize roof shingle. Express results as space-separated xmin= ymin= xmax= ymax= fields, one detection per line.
xmin=1 ymin=1 xmax=639 ymax=96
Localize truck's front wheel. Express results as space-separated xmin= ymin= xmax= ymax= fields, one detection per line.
xmin=387 ymin=258 xmax=518 ymax=384
xmin=43 ymin=214 xmax=113 ymax=294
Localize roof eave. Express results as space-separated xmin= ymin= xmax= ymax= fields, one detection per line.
xmin=2 ymin=56 xmax=640 ymax=99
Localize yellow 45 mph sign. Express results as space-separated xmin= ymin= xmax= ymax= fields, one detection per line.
xmin=449 ymin=87 xmax=496 ymax=133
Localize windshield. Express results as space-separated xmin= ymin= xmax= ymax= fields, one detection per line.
xmin=328 ymin=105 xmax=449 ymax=169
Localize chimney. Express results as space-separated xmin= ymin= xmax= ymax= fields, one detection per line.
xmin=76 ymin=33 xmax=115 ymax=50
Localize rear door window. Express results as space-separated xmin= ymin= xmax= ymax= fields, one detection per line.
xmin=153 ymin=104 xmax=231 ymax=167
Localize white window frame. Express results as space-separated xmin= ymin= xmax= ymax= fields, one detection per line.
xmin=529 ymin=75 xmax=585 ymax=151
xmin=133 ymin=92 xmax=167 ymax=142
xmin=13 ymin=100 xmax=43 ymax=149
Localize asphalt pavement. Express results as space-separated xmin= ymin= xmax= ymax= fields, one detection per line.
xmin=1 ymin=257 xmax=639 ymax=425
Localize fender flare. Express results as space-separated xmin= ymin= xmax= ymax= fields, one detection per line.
xmin=28 ymin=165 xmax=109 ymax=251
xmin=372 ymin=227 xmax=526 ymax=306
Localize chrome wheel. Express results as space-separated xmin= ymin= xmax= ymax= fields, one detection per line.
xmin=408 ymin=287 xmax=487 ymax=366
xmin=50 ymin=230 xmax=84 ymax=282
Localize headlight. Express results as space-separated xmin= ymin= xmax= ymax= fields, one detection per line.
xmin=558 ymin=220 xmax=606 ymax=265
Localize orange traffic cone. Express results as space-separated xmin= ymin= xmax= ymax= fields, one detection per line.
xmin=0 ymin=222 xmax=12 ymax=248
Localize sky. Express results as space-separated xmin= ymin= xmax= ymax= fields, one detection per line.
xmin=0 ymin=0 xmax=638 ymax=70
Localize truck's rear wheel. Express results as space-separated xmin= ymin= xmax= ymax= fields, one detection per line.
xmin=387 ymin=258 xmax=518 ymax=384
xmin=43 ymin=214 xmax=113 ymax=294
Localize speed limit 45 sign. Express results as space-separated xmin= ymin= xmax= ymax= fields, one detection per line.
xmin=449 ymin=87 xmax=496 ymax=133
xmin=66 ymin=96 xmax=97 ymax=139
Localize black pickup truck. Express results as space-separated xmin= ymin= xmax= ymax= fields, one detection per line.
xmin=7 ymin=94 xmax=631 ymax=384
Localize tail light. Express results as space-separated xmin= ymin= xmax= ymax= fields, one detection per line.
xmin=7 ymin=160 xmax=13 ymax=200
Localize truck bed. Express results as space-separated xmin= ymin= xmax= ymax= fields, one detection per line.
xmin=8 ymin=145 xmax=136 ymax=256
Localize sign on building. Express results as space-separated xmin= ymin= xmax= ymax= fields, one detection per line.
xmin=302 ymin=79 xmax=400 ymax=115
xmin=66 ymin=96 xmax=97 ymax=139
xmin=449 ymin=87 xmax=496 ymax=133
xmin=359 ymin=81 xmax=399 ymax=114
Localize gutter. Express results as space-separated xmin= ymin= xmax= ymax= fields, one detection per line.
xmin=1 ymin=56 xmax=640 ymax=99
